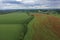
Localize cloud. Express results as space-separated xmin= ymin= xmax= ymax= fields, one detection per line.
xmin=22 ymin=0 xmax=35 ymax=3
xmin=3 ymin=1 xmax=22 ymax=4
xmin=0 ymin=0 xmax=41 ymax=9
xmin=0 ymin=0 xmax=60 ymax=9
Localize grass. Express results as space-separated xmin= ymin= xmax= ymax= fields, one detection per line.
xmin=0 ymin=12 xmax=30 ymax=24
xmin=0 ymin=12 xmax=60 ymax=40
xmin=24 ymin=16 xmax=35 ymax=40
xmin=0 ymin=24 xmax=25 ymax=40
xmin=0 ymin=12 xmax=34 ymax=40
xmin=49 ymin=14 xmax=60 ymax=18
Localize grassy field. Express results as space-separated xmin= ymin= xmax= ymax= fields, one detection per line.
xmin=0 ymin=12 xmax=33 ymax=40
xmin=0 ymin=12 xmax=30 ymax=24
xmin=0 ymin=24 xmax=24 ymax=40
xmin=0 ymin=11 xmax=60 ymax=40
xmin=49 ymin=14 xmax=60 ymax=18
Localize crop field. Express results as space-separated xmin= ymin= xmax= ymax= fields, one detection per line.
xmin=0 ymin=11 xmax=60 ymax=40
xmin=0 ymin=12 xmax=34 ymax=40
xmin=0 ymin=24 xmax=24 ymax=40
xmin=24 ymin=14 xmax=60 ymax=40
xmin=0 ymin=12 xmax=31 ymax=24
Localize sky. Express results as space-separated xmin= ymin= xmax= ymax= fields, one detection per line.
xmin=0 ymin=0 xmax=60 ymax=9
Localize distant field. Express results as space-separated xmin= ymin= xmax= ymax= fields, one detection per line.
xmin=0 ymin=12 xmax=31 ymax=24
xmin=49 ymin=14 xmax=60 ymax=18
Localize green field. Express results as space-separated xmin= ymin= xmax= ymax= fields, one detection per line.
xmin=0 ymin=11 xmax=60 ymax=40
xmin=0 ymin=24 xmax=24 ymax=40
xmin=0 ymin=12 xmax=31 ymax=24
xmin=0 ymin=12 xmax=33 ymax=40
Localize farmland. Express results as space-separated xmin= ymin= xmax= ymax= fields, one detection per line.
xmin=24 ymin=14 xmax=60 ymax=40
xmin=0 ymin=11 xmax=60 ymax=40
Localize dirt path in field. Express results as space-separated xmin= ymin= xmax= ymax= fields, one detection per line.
xmin=31 ymin=14 xmax=60 ymax=40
